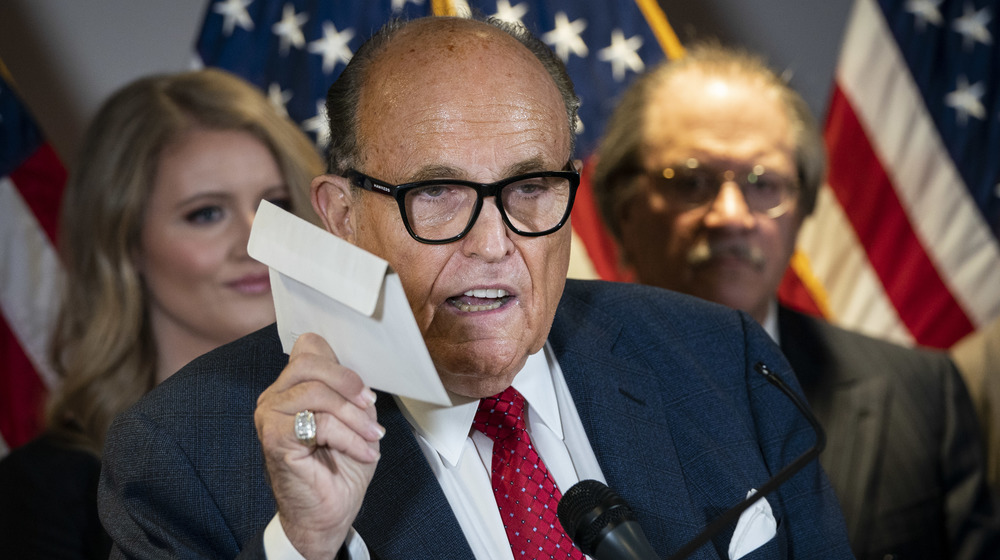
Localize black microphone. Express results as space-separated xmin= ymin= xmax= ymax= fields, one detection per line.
xmin=558 ymin=361 xmax=825 ymax=560
xmin=558 ymin=479 xmax=659 ymax=559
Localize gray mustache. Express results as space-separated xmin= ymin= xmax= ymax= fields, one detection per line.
xmin=687 ymin=239 xmax=766 ymax=269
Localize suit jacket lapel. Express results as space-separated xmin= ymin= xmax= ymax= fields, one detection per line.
xmin=778 ymin=306 xmax=889 ymax=547
xmin=816 ymin=374 xmax=888 ymax=547
xmin=549 ymin=290 xmax=717 ymax=558
xmin=353 ymin=395 xmax=473 ymax=559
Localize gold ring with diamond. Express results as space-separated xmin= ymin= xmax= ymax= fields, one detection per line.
xmin=294 ymin=410 xmax=317 ymax=447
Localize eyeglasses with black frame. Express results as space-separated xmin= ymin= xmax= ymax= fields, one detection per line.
xmin=648 ymin=158 xmax=800 ymax=218
xmin=346 ymin=162 xmax=580 ymax=244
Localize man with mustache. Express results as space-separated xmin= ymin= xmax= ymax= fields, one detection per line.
xmin=592 ymin=43 xmax=1000 ymax=559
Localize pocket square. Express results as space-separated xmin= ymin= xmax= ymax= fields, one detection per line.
xmin=728 ymin=489 xmax=777 ymax=560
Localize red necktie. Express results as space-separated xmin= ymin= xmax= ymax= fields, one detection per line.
xmin=473 ymin=386 xmax=584 ymax=559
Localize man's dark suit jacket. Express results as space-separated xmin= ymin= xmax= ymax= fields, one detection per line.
xmin=98 ymin=281 xmax=853 ymax=559
xmin=779 ymin=305 xmax=1000 ymax=560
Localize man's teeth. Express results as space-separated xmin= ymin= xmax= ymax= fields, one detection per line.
xmin=453 ymin=288 xmax=509 ymax=312
xmin=464 ymin=289 xmax=508 ymax=298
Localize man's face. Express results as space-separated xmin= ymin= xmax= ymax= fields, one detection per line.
xmin=617 ymin=71 xmax=803 ymax=323
xmin=334 ymin=21 xmax=573 ymax=399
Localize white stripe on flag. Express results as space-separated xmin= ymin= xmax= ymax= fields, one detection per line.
xmin=0 ymin=177 xmax=62 ymax=389
xmin=798 ymin=186 xmax=914 ymax=346
xmin=837 ymin=0 xmax=1000 ymax=329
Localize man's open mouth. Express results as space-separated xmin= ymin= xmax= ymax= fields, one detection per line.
xmin=448 ymin=288 xmax=512 ymax=312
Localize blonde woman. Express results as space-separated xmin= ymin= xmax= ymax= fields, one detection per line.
xmin=0 ymin=68 xmax=323 ymax=559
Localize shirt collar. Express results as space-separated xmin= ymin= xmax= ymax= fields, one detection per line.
xmin=762 ymin=299 xmax=779 ymax=344
xmin=395 ymin=344 xmax=562 ymax=467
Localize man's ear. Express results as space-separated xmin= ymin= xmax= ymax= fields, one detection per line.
xmin=311 ymin=174 xmax=356 ymax=242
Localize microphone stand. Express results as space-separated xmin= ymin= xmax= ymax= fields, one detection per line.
xmin=665 ymin=362 xmax=826 ymax=560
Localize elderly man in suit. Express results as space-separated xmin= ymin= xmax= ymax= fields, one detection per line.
xmin=98 ymin=17 xmax=854 ymax=560
xmin=591 ymin=43 xmax=999 ymax=559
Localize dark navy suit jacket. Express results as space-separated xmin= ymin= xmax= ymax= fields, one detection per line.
xmin=99 ymin=281 xmax=853 ymax=559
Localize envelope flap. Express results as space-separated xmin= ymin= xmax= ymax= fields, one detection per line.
xmin=248 ymin=201 xmax=388 ymax=317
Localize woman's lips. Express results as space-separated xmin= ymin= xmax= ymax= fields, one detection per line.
xmin=228 ymin=273 xmax=271 ymax=295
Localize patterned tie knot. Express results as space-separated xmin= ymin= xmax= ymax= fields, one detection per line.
xmin=473 ymin=386 xmax=527 ymax=442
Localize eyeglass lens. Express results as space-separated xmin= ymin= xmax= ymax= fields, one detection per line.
xmin=403 ymin=175 xmax=573 ymax=241
xmin=656 ymin=159 xmax=795 ymax=215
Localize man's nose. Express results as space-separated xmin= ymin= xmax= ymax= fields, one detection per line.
xmin=459 ymin=197 xmax=515 ymax=262
xmin=703 ymin=180 xmax=756 ymax=230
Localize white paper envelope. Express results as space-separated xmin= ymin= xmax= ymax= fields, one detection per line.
xmin=247 ymin=201 xmax=451 ymax=406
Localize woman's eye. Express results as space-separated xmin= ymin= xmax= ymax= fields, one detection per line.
xmin=185 ymin=206 xmax=224 ymax=224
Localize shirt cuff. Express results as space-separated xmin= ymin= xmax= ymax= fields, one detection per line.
xmin=263 ymin=514 xmax=308 ymax=560
xmin=262 ymin=513 xmax=369 ymax=560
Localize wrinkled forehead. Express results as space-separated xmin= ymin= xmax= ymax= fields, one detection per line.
xmin=355 ymin=19 xmax=569 ymax=161
xmin=372 ymin=18 xmax=543 ymax=82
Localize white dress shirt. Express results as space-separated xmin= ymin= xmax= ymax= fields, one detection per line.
xmin=263 ymin=343 xmax=607 ymax=559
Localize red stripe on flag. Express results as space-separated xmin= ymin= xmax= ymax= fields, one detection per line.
xmin=778 ymin=267 xmax=825 ymax=318
xmin=572 ymin=157 xmax=629 ymax=282
xmin=0 ymin=316 xmax=47 ymax=448
xmin=9 ymin=142 xmax=66 ymax=246
xmin=824 ymin=85 xmax=974 ymax=348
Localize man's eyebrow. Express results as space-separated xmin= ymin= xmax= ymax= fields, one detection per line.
xmin=502 ymin=156 xmax=549 ymax=178
xmin=403 ymin=156 xmax=552 ymax=184
xmin=404 ymin=165 xmax=465 ymax=183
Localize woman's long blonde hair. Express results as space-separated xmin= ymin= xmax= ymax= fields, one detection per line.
xmin=46 ymin=68 xmax=323 ymax=454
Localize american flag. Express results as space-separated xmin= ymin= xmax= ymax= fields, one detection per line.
xmin=0 ymin=69 xmax=66 ymax=455
xmin=195 ymin=0 xmax=682 ymax=281
xmin=780 ymin=0 xmax=1000 ymax=349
